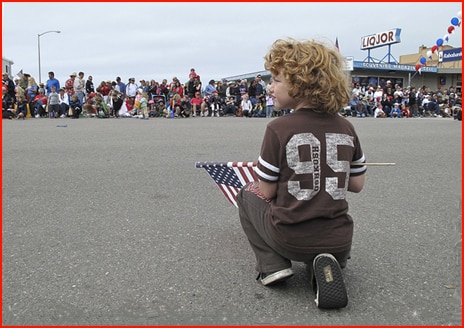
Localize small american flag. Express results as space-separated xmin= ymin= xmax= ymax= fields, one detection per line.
xmin=195 ymin=162 xmax=258 ymax=207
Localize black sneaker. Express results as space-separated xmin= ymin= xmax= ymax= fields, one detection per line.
xmin=313 ymin=253 xmax=348 ymax=309
xmin=256 ymin=268 xmax=294 ymax=286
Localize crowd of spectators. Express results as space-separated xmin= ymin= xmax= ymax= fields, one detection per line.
xmin=2 ymin=70 xmax=462 ymax=121
xmin=2 ymin=69 xmax=282 ymax=120
xmin=343 ymin=80 xmax=462 ymax=120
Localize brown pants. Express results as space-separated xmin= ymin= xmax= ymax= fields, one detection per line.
xmin=237 ymin=181 xmax=350 ymax=274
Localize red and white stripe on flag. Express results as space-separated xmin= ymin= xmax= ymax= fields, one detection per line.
xmin=195 ymin=161 xmax=258 ymax=207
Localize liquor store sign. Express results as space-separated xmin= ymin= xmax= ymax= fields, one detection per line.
xmin=361 ymin=28 xmax=401 ymax=50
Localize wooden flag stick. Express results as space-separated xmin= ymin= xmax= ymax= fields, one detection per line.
xmin=351 ymin=162 xmax=396 ymax=166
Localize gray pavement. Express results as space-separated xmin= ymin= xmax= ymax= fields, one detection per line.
xmin=2 ymin=115 xmax=462 ymax=325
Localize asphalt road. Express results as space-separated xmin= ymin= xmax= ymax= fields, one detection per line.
xmin=2 ymin=115 xmax=462 ymax=325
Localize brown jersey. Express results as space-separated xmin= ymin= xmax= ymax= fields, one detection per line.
xmin=255 ymin=109 xmax=366 ymax=254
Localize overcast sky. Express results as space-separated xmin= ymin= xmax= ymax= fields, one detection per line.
xmin=2 ymin=2 xmax=462 ymax=86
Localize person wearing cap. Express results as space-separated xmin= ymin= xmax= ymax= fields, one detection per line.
xmin=204 ymin=79 xmax=217 ymax=97
xmin=390 ymin=102 xmax=402 ymax=118
xmin=73 ymin=72 xmax=85 ymax=104
xmin=45 ymin=71 xmax=60 ymax=96
xmin=383 ymin=80 xmax=393 ymax=95
xmin=126 ymin=78 xmax=138 ymax=98
xmin=65 ymin=72 xmax=76 ymax=99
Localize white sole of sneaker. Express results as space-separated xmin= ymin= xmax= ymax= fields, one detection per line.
xmin=261 ymin=268 xmax=294 ymax=286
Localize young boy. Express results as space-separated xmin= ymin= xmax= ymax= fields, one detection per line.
xmin=236 ymin=38 xmax=367 ymax=309
xmin=47 ymin=86 xmax=60 ymax=118
xmin=69 ymin=94 xmax=82 ymax=119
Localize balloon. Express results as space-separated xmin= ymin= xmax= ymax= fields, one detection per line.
xmin=432 ymin=45 xmax=439 ymax=54
xmin=451 ymin=17 xmax=460 ymax=26
xmin=420 ymin=57 xmax=427 ymax=64
xmin=426 ymin=50 xmax=433 ymax=59
xmin=448 ymin=26 xmax=455 ymax=34
xmin=457 ymin=11 xmax=462 ymax=19
xmin=436 ymin=38 xmax=444 ymax=46
xmin=443 ymin=34 xmax=449 ymax=43
xmin=415 ymin=64 xmax=422 ymax=71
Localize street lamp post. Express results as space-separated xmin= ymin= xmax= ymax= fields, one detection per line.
xmin=37 ymin=30 xmax=61 ymax=84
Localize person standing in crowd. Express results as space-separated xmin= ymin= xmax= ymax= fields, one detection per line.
xmin=65 ymin=72 xmax=76 ymax=100
xmin=45 ymin=71 xmax=60 ymax=95
xmin=255 ymin=74 xmax=266 ymax=102
xmin=47 ymin=85 xmax=60 ymax=118
xmin=86 ymin=76 xmax=95 ymax=95
xmin=248 ymin=79 xmax=258 ymax=105
xmin=256 ymin=74 xmax=267 ymax=93
xmin=237 ymin=38 xmax=366 ymax=309
xmin=158 ymin=78 xmax=169 ymax=100
xmin=192 ymin=76 xmax=202 ymax=97
xmin=265 ymin=93 xmax=274 ymax=118
xmin=408 ymin=87 xmax=419 ymax=117
xmin=116 ymin=77 xmax=126 ymax=96
xmin=186 ymin=75 xmax=196 ymax=99
xmin=238 ymin=79 xmax=248 ymax=100
xmin=170 ymin=79 xmax=184 ymax=99
xmin=217 ymin=79 xmax=228 ymax=100
xmin=189 ymin=68 xmax=197 ymax=79
xmin=227 ymin=81 xmax=241 ymax=106
xmin=19 ymin=73 xmax=29 ymax=91
xmin=126 ymin=78 xmax=138 ymax=98
xmin=74 ymin=72 xmax=85 ymax=104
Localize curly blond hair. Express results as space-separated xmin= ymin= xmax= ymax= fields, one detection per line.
xmin=264 ymin=38 xmax=350 ymax=114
